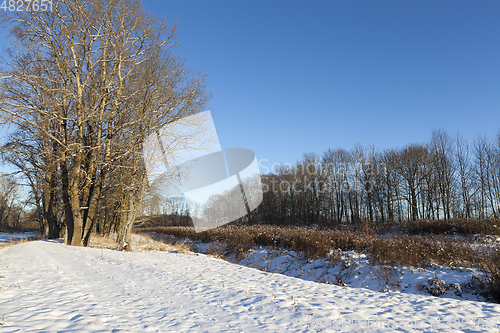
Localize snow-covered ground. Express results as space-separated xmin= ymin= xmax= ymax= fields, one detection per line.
xmin=191 ymin=242 xmax=490 ymax=303
xmin=1 ymin=240 xmax=499 ymax=332
xmin=146 ymin=232 xmax=497 ymax=303
xmin=0 ymin=232 xmax=40 ymax=246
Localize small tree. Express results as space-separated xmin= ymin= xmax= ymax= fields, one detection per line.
xmin=0 ymin=173 xmax=19 ymax=230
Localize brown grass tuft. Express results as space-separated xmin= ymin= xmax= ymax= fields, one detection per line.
xmin=479 ymin=249 xmax=500 ymax=302
xmin=88 ymin=233 xmax=118 ymax=249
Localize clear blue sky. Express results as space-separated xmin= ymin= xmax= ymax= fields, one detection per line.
xmin=1 ymin=1 xmax=500 ymax=175
xmin=141 ymin=0 xmax=500 ymax=172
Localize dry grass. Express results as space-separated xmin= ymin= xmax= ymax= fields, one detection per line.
xmin=131 ymin=232 xmax=192 ymax=253
xmin=0 ymin=234 xmax=44 ymax=250
xmin=88 ymin=233 xmax=118 ymax=249
xmin=370 ymin=234 xmax=478 ymax=268
xmin=139 ymin=224 xmax=479 ymax=267
xmin=403 ymin=218 xmax=500 ymax=236
xmin=136 ymin=223 xmax=500 ymax=302
xmin=479 ymin=248 xmax=500 ymax=302
xmin=140 ymin=225 xmax=371 ymax=259
xmin=87 ymin=232 xmax=192 ymax=253
xmin=373 ymin=265 xmax=400 ymax=291
xmin=169 ymin=242 xmax=191 ymax=253
xmin=143 ymin=225 xmax=478 ymax=267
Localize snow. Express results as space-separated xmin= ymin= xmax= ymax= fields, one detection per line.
xmin=0 ymin=232 xmax=40 ymax=246
xmin=1 ymin=240 xmax=499 ymax=332
xmin=208 ymin=245 xmax=486 ymax=302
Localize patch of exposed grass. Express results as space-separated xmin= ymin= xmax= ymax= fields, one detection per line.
xmin=88 ymin=232 xmax=192 ymax=253
xmin=88 ymin=233 xmax=118 ymax=249
xmin=131 ymin=231 xmax=192 ymax=253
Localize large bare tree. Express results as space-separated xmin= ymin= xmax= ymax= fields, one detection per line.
xmin=0 ymin=0 xmax=210 ymax=248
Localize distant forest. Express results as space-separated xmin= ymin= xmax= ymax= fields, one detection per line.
xmin=156 ymin=129 xmax=500 ymax=228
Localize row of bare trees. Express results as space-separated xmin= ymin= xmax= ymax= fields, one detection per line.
xmin=0 ymin=0 xmax=209 ymax=247
xmin=251 ymin=130 xmax=500 ymax=226
xmin=0 ymin=173 xmax=24 ymax=230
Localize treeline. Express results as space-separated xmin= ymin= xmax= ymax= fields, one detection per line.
xmin=248 ymin=130 xmax=500 ymax=226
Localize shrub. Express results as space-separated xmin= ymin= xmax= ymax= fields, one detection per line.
xmin=480 ymin=249 xmax=500 ymax=303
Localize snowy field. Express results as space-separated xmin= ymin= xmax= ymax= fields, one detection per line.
xmin=1 ymin=240 xmax=500 ymax=332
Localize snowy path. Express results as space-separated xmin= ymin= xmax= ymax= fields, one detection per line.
xmin=1 ymin=241 xmax=499 ymax=332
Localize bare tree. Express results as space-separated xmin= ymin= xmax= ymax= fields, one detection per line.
xmin=0 ymin=173 xmax=19 ymax=229
xmin=456 ymin=133 xmax=473 ymax=218
xmin=322 ymin=148 xmax=350 ymax=224
xmin=0 ymin=0 xmax=210 ymax=247
xmin=389 ymin=144 xmax=429 ymax=221
xmin=429 ymin=130 xmax=456 ymax=220
xmin=473 ymin=136 xmax=492 ymax=218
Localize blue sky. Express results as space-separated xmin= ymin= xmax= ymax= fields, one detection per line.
xmin=1 ymin=1 xmax=500 ymax=175
xmin=141 ymin=0 xmax=500 ymax=172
